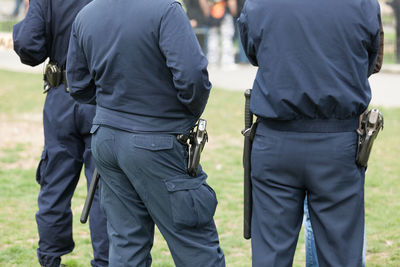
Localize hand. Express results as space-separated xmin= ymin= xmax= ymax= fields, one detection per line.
xmin=24 ymin=0 xmax=30 ymax=13
xmin=190 ymin=19 xmax=198 ymax=28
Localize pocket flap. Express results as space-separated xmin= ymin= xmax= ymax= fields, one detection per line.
xmin=36 ymin=148 xmax=48 ymax=185
xmin=40 ymin=149 xmax=47 ymax=159
xmin=133 ymin=135 xmax=173 ymax=151
xmin=165 ymin=174 xmax=207 ymax=192
xmin=90 ymin=124 xmax=100 ymax=134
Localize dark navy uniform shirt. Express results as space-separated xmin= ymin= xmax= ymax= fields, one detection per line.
xmin=238 ymin=0 xmax=381 ymax=121
xmin=13 ymin=0 xmax=91 ymax=68
xmin=67 ymin=0 xmax=211 ymax=134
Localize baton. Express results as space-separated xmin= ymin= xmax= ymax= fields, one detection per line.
xmin=243 ymin=89 xmax=253 ymax=239
xmin=80 ymin=168 xmax=100 ymax=224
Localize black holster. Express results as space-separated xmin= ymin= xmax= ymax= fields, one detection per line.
xmin=177 ymin=119 xmax=208 ymax=177
xmin=43 ymin=62 xmax=68 ymax=93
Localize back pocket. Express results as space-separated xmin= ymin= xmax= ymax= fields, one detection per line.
xmin=132 ymin=135 xmax=173 ymax=151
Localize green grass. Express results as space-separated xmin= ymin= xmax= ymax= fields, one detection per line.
xmin=0 ymin=143 xmax=26 ymax=163
xmin=0 ymin=20 xmax=17 ymax=32
xmin=382 ymin=14 xmax=395 ymax=26
xmin=0 ymin=69 xmax=399 ymax=266
xmin=0 ymin=70 xmax=44 ymax=114
xmin=385 ymin=32 xmax=396 ymax=43
xmin=383 ymin=32 xmax=398 ymax=64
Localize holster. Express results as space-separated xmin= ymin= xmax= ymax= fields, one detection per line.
xmin=43 ymin=62 xmax=69 ymax=93
xmin=356 ymin=109 xmax=384 ymax=167
xmin=177 ymin=119 xmax=208 ymax=177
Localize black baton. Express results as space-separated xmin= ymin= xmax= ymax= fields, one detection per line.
xmin=242 ymin=89 xmax=253 ymax=239
xmin=80 ymin=168 xmax=100 ymax=224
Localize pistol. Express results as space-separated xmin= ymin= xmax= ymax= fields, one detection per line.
xmin=187 ymin=119 xmax=208 ymax=176
xmin=356 ymin=109 xmax=384 ymax=167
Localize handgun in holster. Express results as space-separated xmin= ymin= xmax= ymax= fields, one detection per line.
xmin=178 ymin=119 xmax=208 ymax=177
xmin=356 ymin=108 xmax=384 ymax=167
xmin=43 ymin=62 xmax=69 ymax=93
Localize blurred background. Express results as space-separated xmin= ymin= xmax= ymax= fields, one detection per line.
xmin=1 ymin=0 xmax=399 ymax=64
xmin=1 ymin=0 xmax=400 ymax=92
xmin=0 ymin=0 xmax=399 ymax=266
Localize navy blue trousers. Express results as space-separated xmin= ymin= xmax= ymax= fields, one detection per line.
xmin=251 ymin=120 xmax=365 ymax=267
xmin=91 ymin=125 xmax=225 ymax=267
xmin=36 ymin=87 xmax=109 ymax=267
xmin=304 ymin=197 xmax=367 ymax=267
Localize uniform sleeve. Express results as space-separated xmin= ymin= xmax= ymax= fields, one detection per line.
xmin=237 ymin=5 xmax=258 ymax=66
xmin=66 ymin=21 xmax=96 ymax=104
xmin=159 ymin=2 xmax=211 ymax=118
xmin=13 ymin=0 xmax=48 ymax=66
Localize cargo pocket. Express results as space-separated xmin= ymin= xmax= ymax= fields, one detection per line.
xmin=35 ymin=149 xmax=48 ymax=185
xmin=165 ymin=174 xmax=218 ymax=229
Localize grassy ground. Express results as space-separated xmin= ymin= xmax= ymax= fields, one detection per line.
xmin=0 ymin=20 xmax=16 ymax=32
xmin=0 ymin=69 xmax=399 ymax=266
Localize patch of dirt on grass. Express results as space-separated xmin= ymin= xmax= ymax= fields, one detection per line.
xmin=0 ymin=113 xmax=43 ymax=169
xmin=0 ymin=33 xmax=13 ymax=50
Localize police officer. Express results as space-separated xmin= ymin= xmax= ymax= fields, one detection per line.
xmin=13 ymin=0 xmax=109 ymax=266
xmin=66 ymin=0 xmax=225 ymax=266
xmin=183 ymin=0 xmax=210 ymax=53
xmin=238 ymin=0 xmax=381 ymax=266
xmin=303 ymin=18 xmax=385 ymax=267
